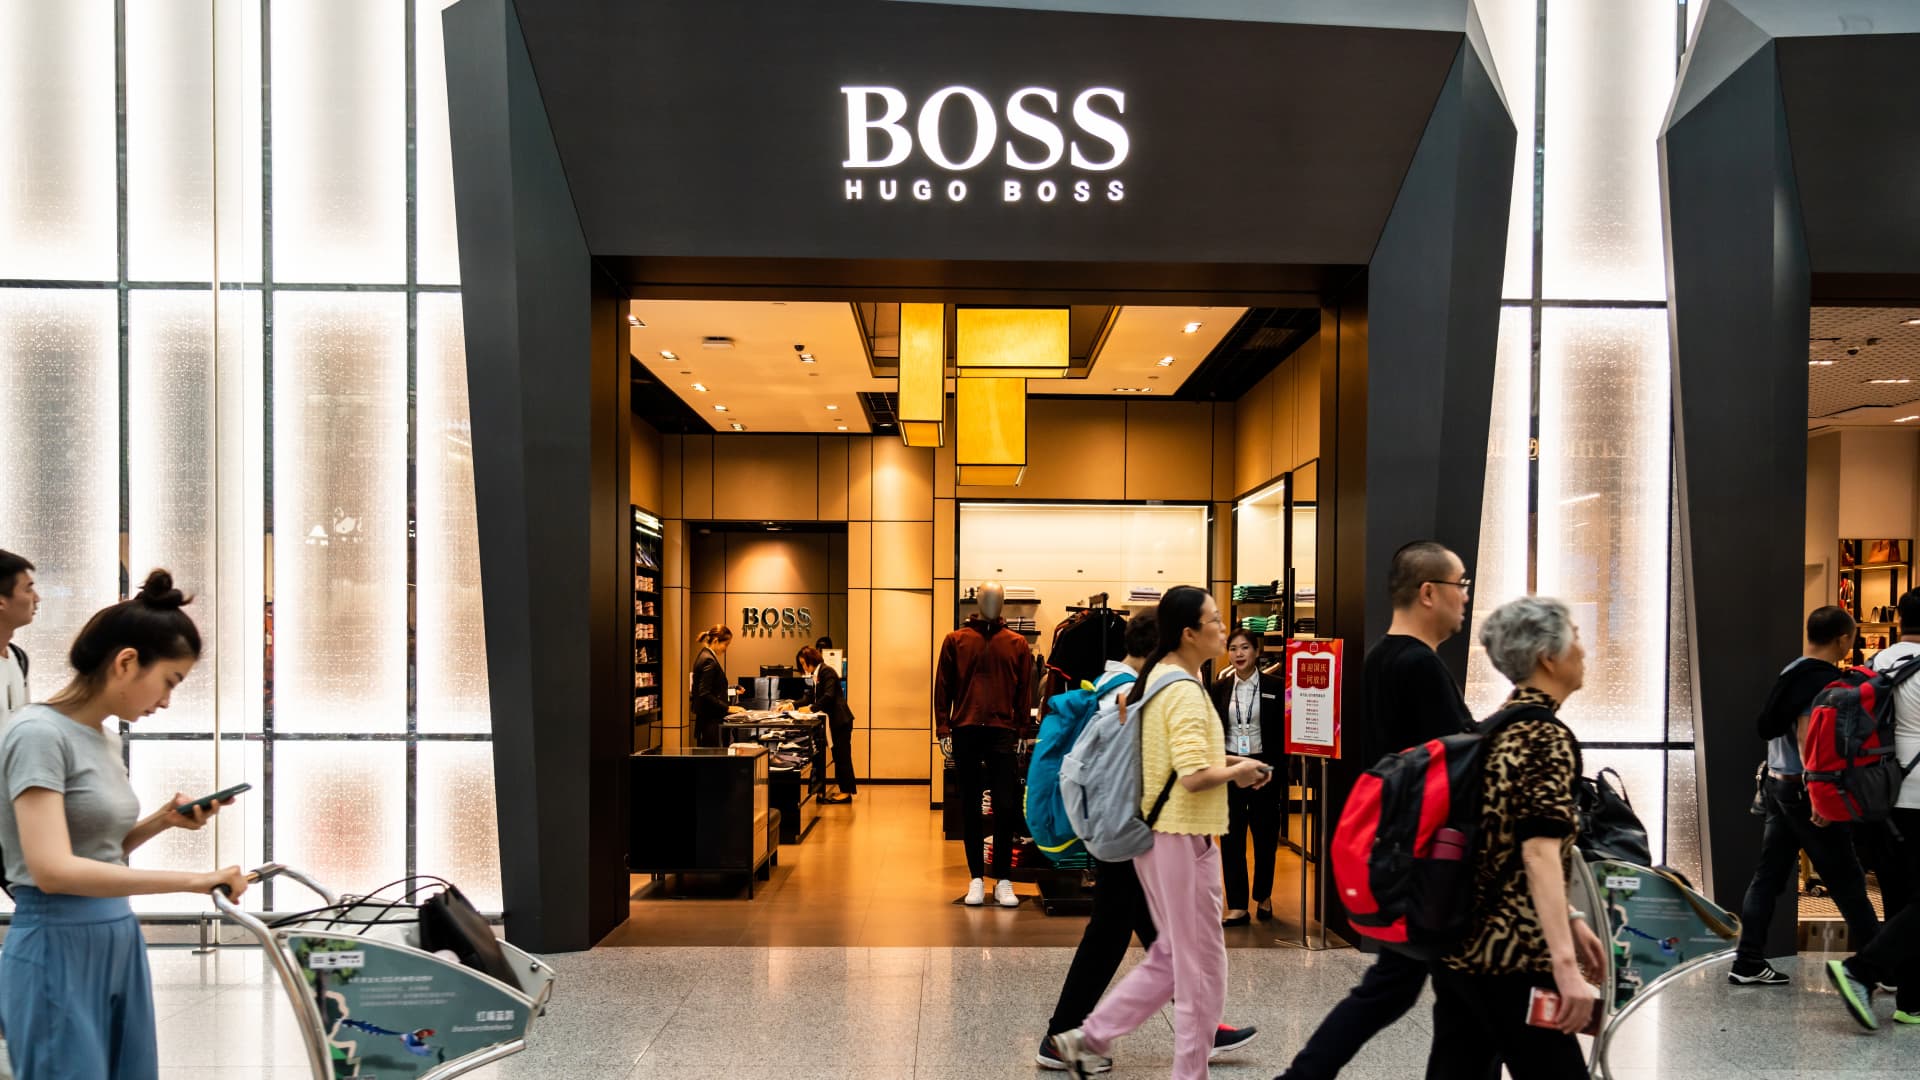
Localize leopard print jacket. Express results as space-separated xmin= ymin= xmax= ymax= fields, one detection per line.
xmin=1441 ymin=686 xmax=1583 ymax=976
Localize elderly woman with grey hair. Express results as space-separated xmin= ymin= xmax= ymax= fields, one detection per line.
xmin=1424 ymin=596 xmax=1608 ymax=1080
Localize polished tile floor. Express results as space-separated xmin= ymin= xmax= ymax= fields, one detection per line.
xmin=142 ymin=943 xmax=1914 ymax=1078
xmin=601 ymin=785 xmax=1321 ymax=949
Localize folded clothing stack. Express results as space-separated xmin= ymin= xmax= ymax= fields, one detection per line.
xmin=1232 ymin=582 xmax=1280 ymax=602
xmin=1006 ymin=617 xmax=1039 ymax=632
xmin=1004 ymin=586 xmax=1040 ymax=602
xmin=1239 ymin=615 xmax=1281 ymax=633
xmin=1127 ymin=587 xmax=1162 ymax=604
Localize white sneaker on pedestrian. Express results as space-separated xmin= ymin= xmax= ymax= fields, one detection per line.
xmin=1048 ymin=1028 xmax=1109 ymax=1080
xmin=964 ymin=877 xmax=986 ymax=906
xmin=995 ymin=879 xmax=1019 ymax=907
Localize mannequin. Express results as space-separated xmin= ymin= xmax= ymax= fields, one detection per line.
xmin=936 ymin=580 xmax=1033 ymax=908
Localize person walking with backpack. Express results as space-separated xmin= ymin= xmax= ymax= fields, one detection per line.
xmin=1050 ymin=586 xmax=1271 ymax=1080
xmin=1425 ymin=596 xmax=1607 ymax=1079
xmin=1036 ymin=611 xmax=1260 ymax=1071
xmin=1729 ymin=605 xmax=1880 ymax=986
xmin=0 ymin=549 xmax=40 ymax=729
xmin=1275 ymin=541 xmax=1478 ymax=1080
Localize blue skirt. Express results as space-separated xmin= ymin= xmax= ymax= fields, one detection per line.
xmin=0 ymin=887 xmax=158 ymax=1080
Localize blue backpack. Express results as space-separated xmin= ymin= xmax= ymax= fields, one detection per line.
xmin=1025 ymin=668 xmax=1137 ymax=863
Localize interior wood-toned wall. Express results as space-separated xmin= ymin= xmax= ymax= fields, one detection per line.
xmin=633 ymin=398 xmax=1239 ymax=786
xmin=1233 ymin=334 xmax=1324 ymax=498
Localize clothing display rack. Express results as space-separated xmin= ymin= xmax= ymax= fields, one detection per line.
xmin=721 ymin=712 xmax=827 ymax=843
xmin=632 ymin=506 xmax=664 ymax=753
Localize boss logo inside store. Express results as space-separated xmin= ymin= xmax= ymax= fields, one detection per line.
xmin=840 ymin=85 xmax=1128 ymax=204
xmin=741 ymin=606 xmax=814 ymax=636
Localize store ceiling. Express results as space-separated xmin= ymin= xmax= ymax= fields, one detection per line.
xmin=628 ymin=300 xmax=1243 ymax=433
xmin=1807 ymin=306 xmax=1920 ymax=428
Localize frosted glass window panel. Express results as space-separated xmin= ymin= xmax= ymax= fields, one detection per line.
xmin=213 ymin=0 xmax=265 ymax=284
xmin=1467 ymin=307 xmax=1536 ymax=718
xmin=1667 ymin=464 xmax=1694 ymax=742
xmin=1475 ymin=0 xmax=1537 ymax=300
xmin=415 ymin=0 xmax=462 ymax=285
xmin=126 ymin=740 xmax=221 ymax=914
xmin=1233 ymin=479 xmax=1286 ymax=586
xmin=269 ymin=0 xmax=405 ymax=284
xmin=1583 ymin=748 xmax=1666 ymax=869
xmin=1537 ymin=308 xmax=1671 ymax=742
xmin=215 ymin=289 xmax=268 ymax=733
xmin=0 ymin=2 xmax=117 ymax=280
xmin=1666 ymin=750 xmax=1701 ymax=885
xmin=417 ymin=295 xmax=491 ymax=733
xmin=126 ymin=1 xmax=215 ymax=283
xmin=1541 ymin=0 xmax=1675 ymax=301
xmin=271 ymin=292 xmax=408 ymax=733
xmin=129 ymin=291 xmax=219 ymax=734
xmin=0 ymin=289 xmax=122 ymax=667
xmin=272 ymin=741 xmax=406 ymax=895
xmin=417 ymin=742 xmax=502 ymax=910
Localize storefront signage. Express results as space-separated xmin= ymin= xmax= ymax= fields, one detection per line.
xmin=840 ymin=85 xmax=1128 ymax=205
xmin=1283 ymin=637 xmax=1343 ymax=758
xmin=741 ymin=606 xmax=814 ymax=636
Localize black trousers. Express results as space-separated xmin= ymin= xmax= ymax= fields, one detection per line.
xmin=951 ymin=726 xmax=1019 ymax=879
xmin=694 ymin=717 xmax=723 ymax=749
xmin=1046 ymin=857 xmax=1159 ymax=1036
xmin=829 ymin=717 xmax=857 ymax=794
xmin=1280 ymin=946 xmax=1432 ymax=1080
xmin=1848 ymin=806 xmax=1920 ymax=1012
xmin=1735 ymin=776 xmax=1880 ymax=964
xmin=1223 ymin=756 xmax=1283 ymax=910
xmin=1425 ymin=969 xmax=1587 ymax=1080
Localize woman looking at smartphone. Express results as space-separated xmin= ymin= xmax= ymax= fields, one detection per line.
xmin=1425 ymin=595 xmax=1606 ymax=1080
xmin=0 ymin=571 xmax=248 ymax=1080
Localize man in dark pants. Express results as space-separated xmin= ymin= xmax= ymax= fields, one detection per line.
xmin=1037 ymin=614 xmax=1258 ymax=1071
xmin=1730 ymin=605 xmax=1880 ymax=985
xmin=1275 ymin=541 xmax=1476 ymax=1080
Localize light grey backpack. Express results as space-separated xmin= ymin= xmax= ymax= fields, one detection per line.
xmin=1057 ymin=668 xmax=1200 ymax=862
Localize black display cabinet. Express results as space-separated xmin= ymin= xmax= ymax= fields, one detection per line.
xmin=633 ymin=506 xmax=663 ymax=752
xmin=630 ymin=747 xmax=776 ymax=896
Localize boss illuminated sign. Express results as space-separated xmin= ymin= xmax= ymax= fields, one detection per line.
xmin=840 ymin=85 xmax=1129 ymax=205
xmin=741 ymin=606 xmax=813 ymax=636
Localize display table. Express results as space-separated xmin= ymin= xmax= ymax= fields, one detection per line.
xmin=630 ymin=747 xmax=775 ymax=897
xmin=722 ymin=712 xmax=827 ymax=843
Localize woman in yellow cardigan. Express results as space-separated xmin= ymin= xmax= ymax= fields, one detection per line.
xmin=1051 ymin=585 xmax=1273 ymax=1079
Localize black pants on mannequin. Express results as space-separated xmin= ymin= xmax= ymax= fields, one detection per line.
xmin=951 ymin=726 xmax=1019 ymax=878
xmin=829 ymin=717 xmax=858 ymax=794
xmin=1223 ymin=756 xmax=1283 ymax=913
xmin=1046 ymin=857 xmax=1158 ymax=1036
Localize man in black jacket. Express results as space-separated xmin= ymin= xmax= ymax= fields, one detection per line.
xmin=1730 ymin=605 xmax=1880 ymax=985
xmin=1212 ymin=627 xmax=1287 ymax=925
xmin=1275 ymin=541 xmax=1476 ymax=1080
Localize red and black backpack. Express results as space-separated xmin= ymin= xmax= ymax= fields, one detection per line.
xmin=1331 ymin=707 xmax=1529 ymax=950
xmin=1804 ymin=659 xmax=1920 ymax=824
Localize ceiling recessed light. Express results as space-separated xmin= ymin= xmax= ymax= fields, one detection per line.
xmin=826 ymin=404 xmax=839 ymax=411
xmin=1898 ymin=415 xmax=1920 ymax=423
xmin=1112 ymin=387 xmax=1154 ymax=393
xmin=690 ymin=382 xmax=708 ymax=392
xmin=1182 ymin=322 xmax=1203 ymax=334
xmin=1904 ymin=318 xmax=1920 ymax=326
xmin=627 ymin=314 xmax=644 ymax=327
xmin=800 ymin=353 xmax=816 ymax=363
xmin=660 ymin=350 xmax=677 ymax=361
xmin=836 ymin=424 xmax=848 ymax=431
xmin=1810 ymin=360 xmax=1837 ymax=366
xmin=714 ymin=404 xmax=728 ymax=412
xmin=1157 ymin=356 xmax=1176 ymax=367
xmin=1869 ymin=378 xmax=1914 ymax=385
xmin=730 ymin=422 xmax=745 ymax=431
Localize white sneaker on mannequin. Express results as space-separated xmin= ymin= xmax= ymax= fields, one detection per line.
xmin=995 ymin=879 xmax=1018 ymax=908
xmin=964 ymin=878 xmax=986 ymax=906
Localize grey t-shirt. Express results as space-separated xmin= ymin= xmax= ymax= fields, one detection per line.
xmin=0 ymin=705 xmax=140 ymax=888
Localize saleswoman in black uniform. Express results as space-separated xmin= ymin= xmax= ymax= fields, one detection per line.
xmin=1211 ymin=627 xmax=1287 ymax=925
xmin=690 ymin=625 xmax=732 ymax=747
xmin=796 ymin=645 xmax=857 ymax=804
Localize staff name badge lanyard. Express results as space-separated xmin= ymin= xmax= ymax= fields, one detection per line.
xmin=1232 ymin=678 xmax=1256 ymax=756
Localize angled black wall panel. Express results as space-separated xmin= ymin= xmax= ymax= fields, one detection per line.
xmin=443 ymin=0 xmax=628 ymax=952
xmin=1662 ymin=42 xmax=1809 ymax=946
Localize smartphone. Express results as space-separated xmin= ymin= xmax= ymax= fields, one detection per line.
xmin=1525 ymin=985 xmax=1601 ymax=1036
xmin=176 ymin=782 xmax=252 ymax=815
xmin=1256 ymin=764 xmax=1275 ymax=774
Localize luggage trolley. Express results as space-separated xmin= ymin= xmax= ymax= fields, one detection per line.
xmin=213 ymin=863 xmax=557 ymax=1080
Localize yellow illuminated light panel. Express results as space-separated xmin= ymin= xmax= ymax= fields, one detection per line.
xmin=956 ymin=307 xmax=1070 ymax=378
xmin=956 ymin=376 xmax=1026 ymax=486
xmin=897 ymin=302 xmax=945 ymax=447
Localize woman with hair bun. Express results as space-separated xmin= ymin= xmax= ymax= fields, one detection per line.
xmin=0 ymin=570 xmax=248 ymax=1080
xmin=691 ymin=624 xmax=734 ymax=747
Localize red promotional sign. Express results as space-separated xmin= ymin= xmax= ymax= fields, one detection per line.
xmin=1283 ymin=637 xmax=1343 ymax=758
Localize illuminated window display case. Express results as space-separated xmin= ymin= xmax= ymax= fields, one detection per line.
xmin=633 ymin=506 xmax=664 ymax=751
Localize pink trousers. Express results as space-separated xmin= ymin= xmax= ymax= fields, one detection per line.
xmin=1082 ymin=832 xmax=1228 ymax=1079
